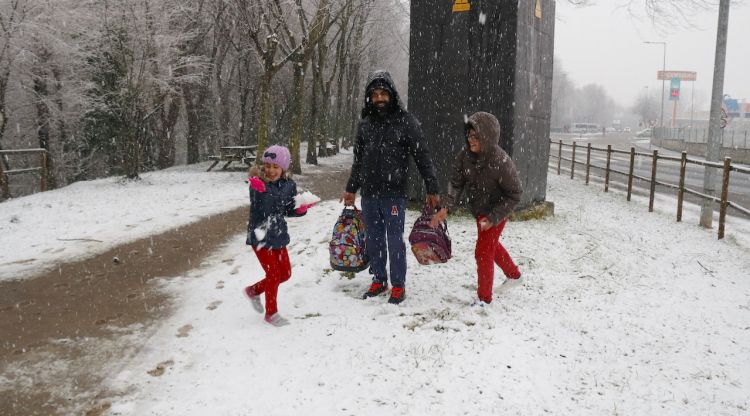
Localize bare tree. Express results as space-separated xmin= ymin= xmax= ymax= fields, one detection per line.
xmin=632 ymin=90 xmax=659 ymax=127
xmin=0 ymin=0 xmax=29 ymax=168
xmin=286 ymin=0 xmax=341 ymax=174
xmin=234 ymin=0 xmax=299 ymax=161
xmin=551 ymin=58 xmax=575 ymax=130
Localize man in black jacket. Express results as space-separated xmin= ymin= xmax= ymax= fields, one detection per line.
xmin=341 ymin=70 xmax=440 ymax=304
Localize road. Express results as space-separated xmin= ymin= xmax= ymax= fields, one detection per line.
xmin=550 ymin=132 xmax=750 ymax=219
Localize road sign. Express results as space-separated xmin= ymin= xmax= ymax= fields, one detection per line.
xmin=669 ymin=77 xmax=680 ymax=101
xmin=657 ymin=71 xmax=697 ymax=81
xmin=452 ymin=0 xmax=470 ymax=13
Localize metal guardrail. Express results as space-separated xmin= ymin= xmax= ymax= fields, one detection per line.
xmin=550 ymin=139 xmax=749 ymax=240
xmin=0 ymin=148 xmax=49 ymax=200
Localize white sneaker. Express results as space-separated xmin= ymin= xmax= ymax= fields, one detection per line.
xmin=265 ymin=313 xmax=290 ymax=327
xmin=498 ymin=275 xmax=524 ymax=293
xmin=470 ymin=299 xmax=491 ymax=308
xmin=244 ymin=287 xmax=264 ymax=314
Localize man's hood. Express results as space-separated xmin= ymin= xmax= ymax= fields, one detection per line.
xmin=361 ymin=69 xmax=403 ymax=118
xmin=465 ymin=111 xmax=502 ymax=153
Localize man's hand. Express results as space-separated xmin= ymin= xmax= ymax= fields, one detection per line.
xmin=479 ymin=217 xmax=493 ymax=231
xmin=430 ymin=208 xmax=448 ymax=228
xmin=340 ymin=191 xmax=356 ymax=206
xmin=426 ymin=194 xmax=440 ymax=207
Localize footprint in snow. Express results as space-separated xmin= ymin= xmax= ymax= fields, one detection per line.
xmin=216 ymin=280 xmax=225 ymax=289
xmin=147 ymin=360 xmax=174 ymax=377
xmin=206 ymin=301 xmax=222 ymax=310
xmin=176 ymin=324 xmax=193 ymax=337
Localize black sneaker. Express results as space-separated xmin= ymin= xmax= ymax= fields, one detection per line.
xmin=387 ymin=287 xmax=406 ymax=304
xmin=362 ymin=281 xmax=388 ymax=299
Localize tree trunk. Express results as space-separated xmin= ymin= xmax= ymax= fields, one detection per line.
xmin=344 ymin=9 xmax=366 ymax=149
xmin=52 ymin=67 xmax=66 ymax=188
xmin=0 ymin=73 xmax=9 ymax=171
xmin=256 ymin=72 xmax=273 ymax=163
xmin=33 ymin=76 xmax=58 ymax=189
xmin=333 ymin=29 xmax=348 ymax=144
xmin=183 ymin=84 xmax=202 ymax=164
xmin=237 ymin=57 xmax=253 ymax=146
xmin=289 ymin=61 xmax=307 ymax=174
xmin=156 ymin=93 xmax=182 ymax=169
xmin=307 ymin=51 xmax=322 ymax=165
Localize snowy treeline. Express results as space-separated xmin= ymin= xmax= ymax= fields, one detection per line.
xmin=0 ymin=0 xmax=409 ymax=194
xmin=550 ymin=58 xmax=621 ymax=131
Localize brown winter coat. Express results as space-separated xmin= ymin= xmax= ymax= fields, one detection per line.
xmin=443 ymin=112 xmax=522 ymax=225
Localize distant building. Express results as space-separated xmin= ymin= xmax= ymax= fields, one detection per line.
xmin=740 ymin=102 xmax=750 ymax=119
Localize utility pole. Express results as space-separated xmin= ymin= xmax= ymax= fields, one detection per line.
xmin=700 ymin=0 xmax=730 ymax=228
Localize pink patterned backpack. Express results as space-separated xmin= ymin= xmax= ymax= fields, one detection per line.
xmin=408 ymin=206 xmax=452 ymax=265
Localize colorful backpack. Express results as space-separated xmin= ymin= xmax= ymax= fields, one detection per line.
xmin=408 ymin=206 xmax=452 ymax=265
xmin=329 ymin=207 xmax=370 ymax=272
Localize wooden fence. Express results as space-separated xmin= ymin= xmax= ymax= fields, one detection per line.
xmin=550 ymin=139 xmax=750 ymax=240
xmin=0 ymin=149 xmax=49 ymax=200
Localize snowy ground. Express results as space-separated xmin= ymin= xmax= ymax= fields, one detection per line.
xmin=95 ymin=175 xmax=748 ymax=415
xmin=0 ymin=148 xmax=352 ymax=281
xmin=3 ymin=150 xmax=749 ymax=415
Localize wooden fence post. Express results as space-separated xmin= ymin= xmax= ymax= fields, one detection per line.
xmin=0 ymin=158 xmax=9 ymax=199
xmin=585 ymin=143 xmax=591 ymax=185
xmin=557 ymin=140 xmax=562 ymax=175
xmin=604 ymin=145 xmax=612 ymax=192
xmin=649 ymin=149 xmax=658 ymax=212
xmin=627 ymin=147 xmax=635 ymax=201
xmin=677 ymin=151 xmax=687 ymax=222
xmin=718 ymin=157 xmax=731 ymax=240
xmin=570 ymin=142 xmax=576 ymax=179
xmin=40 ymin=151 xmax=48 ymax=192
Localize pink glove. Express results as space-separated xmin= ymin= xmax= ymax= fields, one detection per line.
xmin=248 ymin=177 xmax=266 ymax=193
xmin=294 ymin=202 xmax=316 ymax=215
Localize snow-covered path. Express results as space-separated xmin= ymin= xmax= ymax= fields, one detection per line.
xmin=0 ymin=149 xmax=352 ymax=282
xmin=102 ymin=174 xmax=750 ymax=416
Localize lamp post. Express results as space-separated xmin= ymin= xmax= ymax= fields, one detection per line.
xmin=642 ymin=85 xmax=649 ymax=127
xmin=644 ymin=41 xmax=666 ymax=128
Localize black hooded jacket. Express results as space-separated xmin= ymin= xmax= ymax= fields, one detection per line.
xmin=345 ymin=70 xmax=439 ymax=198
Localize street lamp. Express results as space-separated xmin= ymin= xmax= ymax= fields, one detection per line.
xmin=642 ymin=85 xmax=649 ymax=126
xmin=644 ymin=41 xmax=666 ymax=128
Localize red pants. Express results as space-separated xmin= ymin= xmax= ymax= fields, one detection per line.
xmin=475 ymin=218 xmax=520 ymax=303
xmin=249 ymin=247 xmax=292 ymax=317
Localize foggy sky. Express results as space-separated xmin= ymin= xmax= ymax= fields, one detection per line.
xmin=555 ymin=1 xmax=750 ymax=110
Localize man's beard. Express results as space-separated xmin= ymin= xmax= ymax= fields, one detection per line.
xmin=374 ymin=101 xmax=389 ymax=113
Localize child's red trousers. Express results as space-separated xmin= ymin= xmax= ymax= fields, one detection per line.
xmin=249 ymin=247 xmax=292 ymax=317
xmin=475 ymin=218 xmax=520 ymax=303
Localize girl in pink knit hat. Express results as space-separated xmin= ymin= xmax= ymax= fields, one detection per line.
xmin=243 ymin=145 xmax=315 ymax=326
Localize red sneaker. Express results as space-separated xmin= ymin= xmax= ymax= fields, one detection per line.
xmin=362 ymin=281 xmax=388 ymax=299
xmin=388 ymin=287 xmax=406 ymax=304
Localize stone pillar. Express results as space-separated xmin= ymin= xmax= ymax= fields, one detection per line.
xmin=408 ymin=0 xmax=555 ymax=206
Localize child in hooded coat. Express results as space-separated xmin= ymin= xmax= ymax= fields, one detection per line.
xmin=244 ymin=145 xmax=314 ymax=326
xmin=432 ymin=112 xmax=523 ymax=305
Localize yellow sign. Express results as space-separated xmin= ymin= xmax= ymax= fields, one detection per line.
xmin=452 ymin=0 xmax=470 ymax=13
xmin=535 ymin=0 xmax=542 ymax=18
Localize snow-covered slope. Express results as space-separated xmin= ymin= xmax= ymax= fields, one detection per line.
xmin=102 ymin=173 xmax=750 ymax=416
